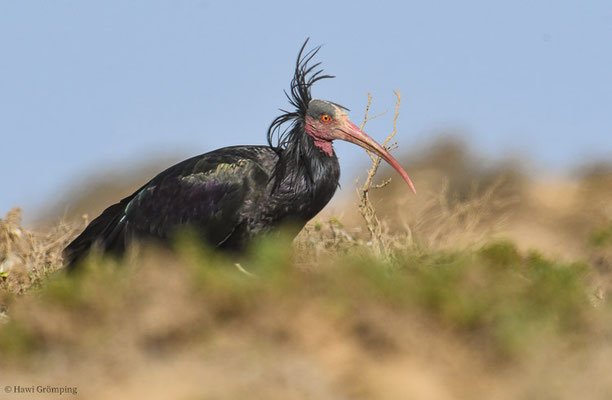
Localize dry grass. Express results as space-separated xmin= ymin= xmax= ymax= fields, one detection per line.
xmin=0 ymin=208 xmax=85 ymax=296
xmin=401 ymin=177 xmax=516 ymax=249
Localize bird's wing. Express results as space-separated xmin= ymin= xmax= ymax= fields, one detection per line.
xmin=123 ymin=151 xmax=271 ymax=246
xmin=64 ymin=147 xmax=275 ymax=268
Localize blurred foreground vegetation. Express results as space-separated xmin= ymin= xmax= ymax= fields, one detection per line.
xmin=1 ymin=215 xmax=612 ymax=398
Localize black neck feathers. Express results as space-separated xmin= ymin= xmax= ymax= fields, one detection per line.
xmin=267 ymin=39 xmax=335 ymax=193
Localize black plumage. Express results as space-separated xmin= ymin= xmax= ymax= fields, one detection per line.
xmin=64 ymin=40 xmax=414 ymax=270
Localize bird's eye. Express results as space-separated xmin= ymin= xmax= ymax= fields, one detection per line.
xmin=320 ymin=114 xmax=332 ymax=123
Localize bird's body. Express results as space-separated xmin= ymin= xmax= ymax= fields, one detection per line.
xmin=64 ymin=40 xmax=414 ymax=270
xmin=65 ymin=143 xmax=339 ymax=267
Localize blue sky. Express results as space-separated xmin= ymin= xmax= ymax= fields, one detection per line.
xmin=1 ymin=0 xmax=611 ymax=217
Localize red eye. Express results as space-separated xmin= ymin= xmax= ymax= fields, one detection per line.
xmin=320 ymin=114 xmax=332 ymax=123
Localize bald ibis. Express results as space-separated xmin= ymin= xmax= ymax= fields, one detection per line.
xmin=64 ymin=40 xmax=415 ymax=270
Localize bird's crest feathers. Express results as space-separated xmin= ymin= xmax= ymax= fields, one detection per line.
xmin=267 ymin=39 xmax=335 ymax=192
xmin=266 ymin=38 xmax=334 ymax=152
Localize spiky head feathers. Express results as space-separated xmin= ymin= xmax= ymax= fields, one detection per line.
xmin=266 ymin=39 xmax=335 ymax=152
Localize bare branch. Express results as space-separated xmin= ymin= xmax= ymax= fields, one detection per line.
xmin=359 ymin=93 xmax=372 ymax=131
xmin=356 ymin=90 xmax=403 ymax=257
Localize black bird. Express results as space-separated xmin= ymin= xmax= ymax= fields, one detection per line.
xmin=64 ymin=40 xmax=415 ymax=270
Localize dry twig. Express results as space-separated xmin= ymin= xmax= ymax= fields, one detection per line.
xmin=356 ymin=90 xmax=402 ymax=256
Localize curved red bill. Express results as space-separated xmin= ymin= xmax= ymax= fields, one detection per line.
xmin=339 ymin=121 xmax=416 ymax=194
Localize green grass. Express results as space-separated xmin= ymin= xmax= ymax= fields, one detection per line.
xmin=589 ymin=223 xmax=612 ymax=248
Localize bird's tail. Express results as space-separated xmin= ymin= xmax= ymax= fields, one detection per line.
xmin=63 ymin=202 xmax=128 ymax=271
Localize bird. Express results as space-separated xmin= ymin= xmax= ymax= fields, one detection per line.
xmin=63 ymin=39 xmax=416 ymax=270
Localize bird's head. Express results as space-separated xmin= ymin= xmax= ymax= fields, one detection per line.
xmin=305 ymin=99 xmax=416 ymax=193
xmin=268 ymin=39 xmax=415 ymax=194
